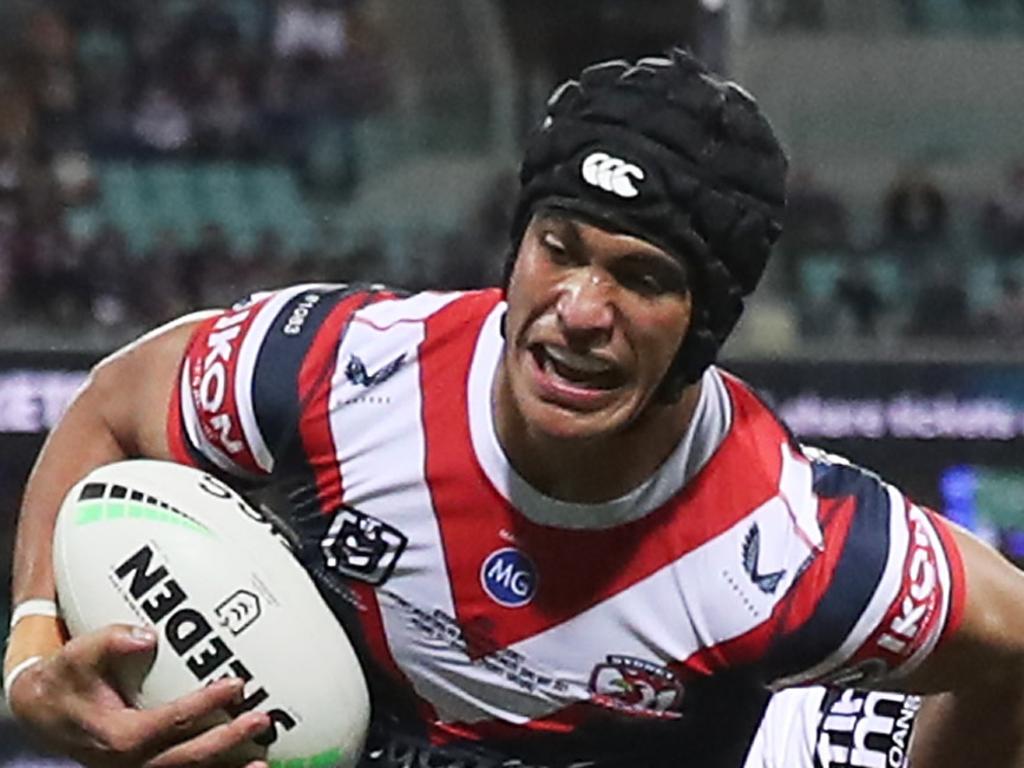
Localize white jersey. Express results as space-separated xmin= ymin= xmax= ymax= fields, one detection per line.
xmin=170 ymin=285 xmax=961 ymax=767
xmin=746 ymin=687 xmax=920 ymax=768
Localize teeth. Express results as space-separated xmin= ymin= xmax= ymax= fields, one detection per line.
xmin=542 ymin=345 xmax=612 ymax=374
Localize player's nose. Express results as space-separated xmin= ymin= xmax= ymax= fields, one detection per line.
xmin=556 ymin=269 xmax=615 ymax=342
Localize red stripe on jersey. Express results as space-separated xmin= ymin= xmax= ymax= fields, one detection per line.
xmin=777 ymin=495 xmax=856 ymax=637
xmin=296 ymin=292 xmax=368 ymax=511
xmin=182 ymin=297 xmax=273 ymax=474
xmin=296 ymin=291 xmax=426 ymax=708
xmin=844 ymin=499 xmax=950 ymax=673
xmin=420 ymin=307 xmax=792 ymax=651
xmin=927 ymin=509 xmax=966 ymax=644
xmin=166 ymin=353 xmax=197 ymax=467
xmin=419 ymin=291 xmax=509 ymax=634
xmin=435 ymin=689 xmax=695 ymax=746
xmin=435 ymin=699 xmax=598 ymax=745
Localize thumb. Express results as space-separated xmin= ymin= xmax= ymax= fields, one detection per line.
xmin=82 ymin=623 xmax=158 ymax=664
xmin=105 ymin=623 xmax=159 ymax=656
xmin=66 ymin=624 xmax=157 ymax=698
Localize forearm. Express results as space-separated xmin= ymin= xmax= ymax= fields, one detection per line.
xmin=7 ymin=315 xmax=201 ymax=682
xmin=906 ymin=525 xmax=1024 ymax=766
xmin=5 ymin=370 xmax=134 ymax=686
xmin=0 ymin=313 xmax=273 ymax=766
xmin=12 ymin=387 xmax=130 ymax=605
xmin=914 ymin=676 xmax=1024 ymax=767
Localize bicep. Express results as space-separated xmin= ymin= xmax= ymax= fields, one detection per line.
xmin=904 ymin=527 xmax=1024 ymax=767
xmin=900 ymin=523 xmax=1024 ymax=693
xmin=763 ymin=455 xmax=964 ymax=691
xmin=98 ymin=312 xmax=216 ymax=458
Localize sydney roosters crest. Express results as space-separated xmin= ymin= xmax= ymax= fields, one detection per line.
xmin=589 ymin=655 xmax=684 ymax=719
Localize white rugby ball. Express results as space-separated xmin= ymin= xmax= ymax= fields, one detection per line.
xmin=53 ymin=459 xmax=370 ymax=768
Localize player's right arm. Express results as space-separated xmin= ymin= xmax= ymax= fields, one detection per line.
xmin=6 ymin=312 xmax=270 ymax=768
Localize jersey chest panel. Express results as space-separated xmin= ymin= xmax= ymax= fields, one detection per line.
xmin=310 ymin=306 xmax=818 ymax=731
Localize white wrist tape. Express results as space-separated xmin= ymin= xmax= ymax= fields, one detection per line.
xmin=4 ymin=600 xmax=62 ymax=707
xmin=3 ymin=655 xmax=43 ymax=706
xmin=9 ymin=599 xmax=59 ymax=630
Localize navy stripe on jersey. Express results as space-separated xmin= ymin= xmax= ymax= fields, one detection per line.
xmin=250 ymin=284 xmax=365 ymax=474
xmin=241 ymin=285 xmax=427 ymax=726
xmin=762 ymin=460 xmax=892 ymax=681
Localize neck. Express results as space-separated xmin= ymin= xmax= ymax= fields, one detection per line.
xmin=494 ymin=377 xmax=704 ymax=504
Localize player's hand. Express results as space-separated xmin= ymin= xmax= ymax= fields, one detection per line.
xmin=7 ymin=624 xmax=271 ymax=768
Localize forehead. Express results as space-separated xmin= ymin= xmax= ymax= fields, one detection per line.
xmin=531 ymin=210 xmax=679 ymax=264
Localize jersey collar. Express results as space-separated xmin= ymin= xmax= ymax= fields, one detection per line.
xmin=467 ymin=303 xmax=732 ymax=530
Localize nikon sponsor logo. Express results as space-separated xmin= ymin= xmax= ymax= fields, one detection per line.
xmin=113 ymin=544 xmax=296 ymax=746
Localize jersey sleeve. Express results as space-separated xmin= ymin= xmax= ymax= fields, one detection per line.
xmin=167 ymin=283 xmax=384 ymax=481
xmin=761 ymin=447 xmax=966 ymax=689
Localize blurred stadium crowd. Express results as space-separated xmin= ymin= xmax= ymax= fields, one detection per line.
xmin=781 ymin=161 xmax=1024 ymax=344
xmin=1 ymin=0 xmax=1024 ymax=351
xmin=753 ymin=0 xmax=1024 ymax=32
xmin=0 ymin=0 xmax=420 ymax=338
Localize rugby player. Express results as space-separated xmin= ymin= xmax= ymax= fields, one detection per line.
xmin=6 ymin=49 xmax=1024 ymax=768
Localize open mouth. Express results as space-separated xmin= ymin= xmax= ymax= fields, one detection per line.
xmin=530 ymin=343 xmax=624 ymax=391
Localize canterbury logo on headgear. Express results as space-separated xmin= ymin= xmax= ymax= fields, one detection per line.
xmin=581 ymin=151 xmax=645 ymax=198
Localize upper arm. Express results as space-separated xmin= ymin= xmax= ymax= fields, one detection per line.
xmin=762 ymin=449 xmax=965 ymax=691
xmin=169 ymin=284 xmax=378 ymax=480
xmin=95 ymin=312 xmax=215 ymax=458
xmin=903 ymin=527 xmax=1024 ymax=767
xmin=899 ymin=523 xmax=1024 ymax=692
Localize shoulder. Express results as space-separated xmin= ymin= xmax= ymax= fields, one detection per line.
xmin=173 ymin=285 xmax=498 ymax=477
xmin=186 ymin=284 xmax=498 ymax=365
xmin=695 ymin=367 xmax=805 ymax=505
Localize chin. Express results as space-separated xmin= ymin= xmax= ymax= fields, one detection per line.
xmin=523 ymin=395 xmax=637 ymax=443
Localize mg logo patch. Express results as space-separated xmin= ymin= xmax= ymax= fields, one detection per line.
xmin=480 ymin=548 xmax=538 ymax=607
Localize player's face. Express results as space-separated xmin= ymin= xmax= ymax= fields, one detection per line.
xmin=500 ymin=212 xmax=692 ymax=442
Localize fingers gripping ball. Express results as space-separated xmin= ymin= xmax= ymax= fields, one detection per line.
xmin=52 ymin=460 xmax=370 ymax=768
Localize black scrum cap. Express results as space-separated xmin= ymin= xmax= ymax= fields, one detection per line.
xmin=508 ymin=48 xmax=788 ymax=399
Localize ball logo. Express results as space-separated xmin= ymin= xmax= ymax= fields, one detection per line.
xmin=581 ymin=151 xmax=645 ymax=198
xmin=481 ymin=548 xmax=538 ymax=607
xmin=215 ymin=589 xmax=262 ymax=636
xmin=113 ymin=544 xmax=296 ymax=746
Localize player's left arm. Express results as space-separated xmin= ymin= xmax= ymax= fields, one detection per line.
xmin=763 ymin=448 xmax=1024 ymax=766
xmin=902 ymin=523 xmax=1024 ymax=767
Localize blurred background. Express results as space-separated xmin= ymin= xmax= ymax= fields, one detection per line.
xmin=3 ymin=0 xmax=1024 ymax=759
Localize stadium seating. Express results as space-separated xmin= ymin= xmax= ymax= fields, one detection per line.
xmin=96 ymin=162 xmax=315 ymax=252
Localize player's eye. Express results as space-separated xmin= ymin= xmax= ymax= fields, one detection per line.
xmin=621 ymin=271 xmax=665 ymax=296
xmin=615 ymin=261 xmax=687 ymax=297
xmin=540 ymin=230 xmax=577 ymax=265
xmin=542 ymin=231 xmax=566 ymax=253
